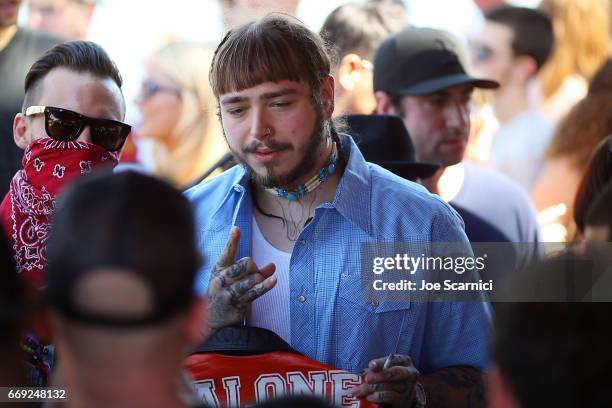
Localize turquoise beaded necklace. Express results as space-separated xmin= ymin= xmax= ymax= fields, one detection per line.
xmin=264 ymin=142 xmax=337 ymax=201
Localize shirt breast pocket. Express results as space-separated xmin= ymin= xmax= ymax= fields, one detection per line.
xmin=336 ymin=274 xmax=413 ymax=371
xmin=194 ymin=227 xmax=232 ymax=295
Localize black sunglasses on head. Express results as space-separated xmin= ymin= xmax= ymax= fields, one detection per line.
xmin=25 ymin=106 xmax=131 ymax=152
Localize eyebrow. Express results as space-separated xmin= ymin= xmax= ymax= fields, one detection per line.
xmin=220 ymin=88 xmax=299 ymax=105
xmin=259 ymin=88 xmax=298 ymax=100
xmin=220 ymin=95 xmax=247 ymax=105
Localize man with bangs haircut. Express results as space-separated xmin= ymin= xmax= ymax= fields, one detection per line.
xmin=187 ymin=14 xmax=491 ymax=408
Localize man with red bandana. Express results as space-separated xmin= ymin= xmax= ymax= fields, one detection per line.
xmin=0 ymin=40 xmax=130 ymax=289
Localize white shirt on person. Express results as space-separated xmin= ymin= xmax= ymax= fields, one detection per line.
xmin=246 ymin=215 xmax=292 ymax=344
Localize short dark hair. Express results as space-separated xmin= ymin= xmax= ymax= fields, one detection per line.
xmin=23 ymin=40 xmax=123 ymax=110
xmin=209 ymin=14 xmax=331 ymax=98
xmin=46 ymin=171 xmax=201 ymax=326
xmin=486 ymin=5 xmax=554 ymax=70
xmin=320 ymin=1 xmax=406 ymax=65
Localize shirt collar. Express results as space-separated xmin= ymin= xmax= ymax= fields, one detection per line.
xmin=329 ymin=135 xmax=372 ymax=235
xmin=227 ymin=135 xmax=372 ymax=235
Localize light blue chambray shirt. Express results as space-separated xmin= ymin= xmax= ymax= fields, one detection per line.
xmin=185 ymin=136 xmax=492 ymax=374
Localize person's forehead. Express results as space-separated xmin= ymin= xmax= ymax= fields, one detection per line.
xmin=29 ymin=0 xmax=69 ymax=9
xmin=219 ymin=80 xmax=310 ymax=103
xmin=416 ymin=83 xmax=475 ymax=99
xmin=480 ymin=20 xmax=514 ymax=45
xmin=36 ymin=67 xmax=125 ymax=119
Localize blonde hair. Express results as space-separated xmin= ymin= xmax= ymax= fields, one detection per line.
xmin=538 ymin=0 xmax=610 ymax=99
xmin=150 ymin=41 xmax=226 ymax=188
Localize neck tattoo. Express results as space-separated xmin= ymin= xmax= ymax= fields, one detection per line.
xmin=256 ymin=138 xmax=340 ymax=242
xmin=254 ymin=191 xmax=317 ymax=242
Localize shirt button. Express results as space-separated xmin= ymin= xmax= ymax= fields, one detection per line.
xmin=371 ymin=299 xmax=379 ymax=306
xmin=299 ymin=239 xmax=306 ymax=245
xmin=298 ymin=295 xmax=306 ymax=303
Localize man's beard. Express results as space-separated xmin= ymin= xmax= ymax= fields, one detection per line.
xmin=229 ymin=116 xmax=327 ymax=189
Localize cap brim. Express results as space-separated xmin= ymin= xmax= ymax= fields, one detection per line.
xmin=377 ymin=161 xmax=441 ymax=181
xmin=399 ymin=73 xmax=499 ymax=96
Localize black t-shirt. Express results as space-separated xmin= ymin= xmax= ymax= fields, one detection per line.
xmin=0 ymin=28 xmax=60 ymax=197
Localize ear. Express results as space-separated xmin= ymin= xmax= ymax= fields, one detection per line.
xmin=513 ymin=55 xmax=538 ymax=83
xmin=486 ymin=366 xmax=521 ymax=408
xmin=85 ymin=4 xmax=96 ymax=20
xmin=320 ymin=75 xmax=335 ymax=119
xmin=374 ymin=91 xmax=397 ymax=115
xmin=182 ymin=296 xmax=208 ymax=348
xmin=337 ymin=54 xmax=367 ymax=92
xmin=13 ymin=113 xmax=31 ymax=150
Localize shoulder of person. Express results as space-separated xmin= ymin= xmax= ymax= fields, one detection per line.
xmin=464 ymin=162 xmax=535 ymax=213
xmin=367 ymin=163 xmax=465 ymax=239
xmin=184 ymin=164 xmax=245 ymax=208
xmin=368 ymin=163 xmax=452 ymax=212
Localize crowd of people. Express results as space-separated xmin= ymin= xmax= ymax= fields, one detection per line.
xmin=0 ymin=0 xmax=611 ymax=407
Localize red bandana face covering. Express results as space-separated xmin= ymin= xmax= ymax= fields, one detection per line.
xmin=2 ymin=137 xmax=118 ymax=287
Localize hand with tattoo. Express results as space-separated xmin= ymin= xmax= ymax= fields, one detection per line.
xmin=206 ymin=227 xmax=277 ymax=334
xmin=349 ymin=354 xmax=421 ymax=407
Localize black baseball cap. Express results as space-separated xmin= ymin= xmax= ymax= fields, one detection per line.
xmin=345 ymin=114 xmax=440 ymax=181
xmin=45 ymin=171 xmax=201 ymax=328
xmin=374 ymin=27 xmax=499 ymax=95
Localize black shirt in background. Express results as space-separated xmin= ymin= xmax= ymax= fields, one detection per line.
xmin=0 ymin=28 xmax=61 ymax=197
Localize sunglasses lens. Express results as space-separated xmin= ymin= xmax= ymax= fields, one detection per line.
xmin=46 ymin=108 xmax=82 ymax=140
xmin=92 ymin=123 xmax=130 ymax=151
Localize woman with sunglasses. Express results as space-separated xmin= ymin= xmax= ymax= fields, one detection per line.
xmin=135 ymin=41 xmax=227 ymax=189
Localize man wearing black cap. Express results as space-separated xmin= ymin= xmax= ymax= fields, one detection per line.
xmin=344 ymin=113 xmax=440 ymax=182
xmin=374 ymin=26 xmax=541 ymax=256
xmin=45 ymin=171 xmax=207 ymax=408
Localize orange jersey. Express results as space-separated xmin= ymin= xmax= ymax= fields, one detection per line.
xmin=185 ymin=351 xmax=377 ymax=408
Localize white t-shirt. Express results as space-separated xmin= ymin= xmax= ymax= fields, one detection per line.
xmin=489 ymin=110 xmax=552 ymax=192
xmin=246 ymin=216 xmax=292 ymax=343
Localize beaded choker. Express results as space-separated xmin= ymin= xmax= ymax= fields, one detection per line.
xmin=265 ymin=142 xmax=337 ymax=201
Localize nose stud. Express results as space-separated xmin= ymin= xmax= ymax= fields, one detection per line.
xmin=263 ymin=127 xmax=272 ymax=136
